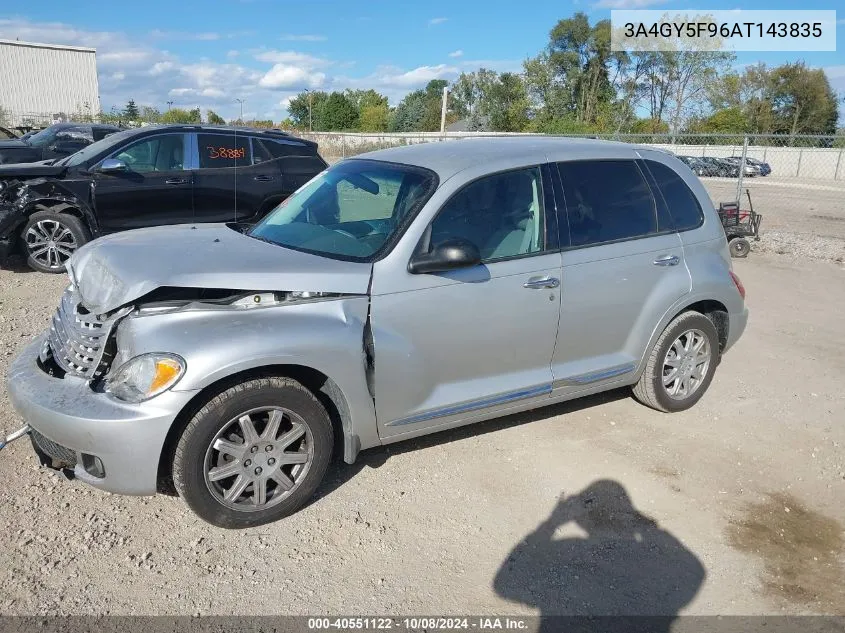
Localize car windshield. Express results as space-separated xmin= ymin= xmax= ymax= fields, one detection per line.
xmin=57 ymin=129 xmax=134 ymax=167
xmin=248 ymin=159 xmax=437 ymax=261
xmin=25 ymin=126 xmax=60 ymax=148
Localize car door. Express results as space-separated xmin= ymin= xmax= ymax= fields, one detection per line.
xmin=550 ymin=159 xmax=690 ymax=395
xmin=191 ymin=132 xmax=266 ymax=223
xmin=93 ymin=132 xmax=193 ymax=233
xmin=371 ymin=165 xmax=563 ymax=439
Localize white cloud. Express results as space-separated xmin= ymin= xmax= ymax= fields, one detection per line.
xmin=280 ymin=34 xmax=327 ymax=42
xmin=148 ymin=29 xmax=254 ymax=41
xmin=259 ymin=65 xmax=326 ymax=89
xmin=593 ymin=0 xmax=667 ymax=7
xmin=448 ymin=49 xmax=464 ymax=58
xmin=227 ymin=50 xmax=240 ymax=59
xmin=253 ymin=50 xmax=329 ymax=66
xmin=428 ymin=17 xmax=448 ymax=26
xmin=374 ymin=64 xmax=458 ymax=87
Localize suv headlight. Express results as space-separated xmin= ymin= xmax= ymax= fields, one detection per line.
xmin=105 ymin=353 xmax=185 ymax=403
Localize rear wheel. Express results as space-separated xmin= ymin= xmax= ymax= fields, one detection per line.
xmin=633 ymin=311 xmax=720 ymax=413
xmin=22 ymin=210 xmax=90 ymax=273
xmin=729 ymin=237 xmax=750 ymax=258
xmin=173 ymin=377 xmax=333 ymax=529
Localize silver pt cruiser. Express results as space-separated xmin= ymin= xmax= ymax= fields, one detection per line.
xmin=5 ymin=138 xmax=748 ymax=528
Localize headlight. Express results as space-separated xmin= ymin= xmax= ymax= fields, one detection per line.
xmin=105 ymin=353 xmax=185 ymax=403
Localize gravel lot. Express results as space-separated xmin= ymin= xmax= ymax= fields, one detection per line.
xmin=0 ymin=211 xmax=844 ymax=617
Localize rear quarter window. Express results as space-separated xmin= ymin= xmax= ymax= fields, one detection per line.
xmin=645 ymin=160 xmax=704 ymax=232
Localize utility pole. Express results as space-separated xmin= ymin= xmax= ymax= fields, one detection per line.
xmin=304 ymin=89 xmax=313 ymax=132
xmin=166 ymin=101 xmax=173 ymax=111
xmin=235 ymin=98 xmax=245 ymax=122
xmin=440 ymin=86 xmax=448 ymax=136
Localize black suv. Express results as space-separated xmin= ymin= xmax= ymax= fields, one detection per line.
xmin=0 ymin=123 xmax=123 ymax=165
xmin=0 ymin=125 xmax=328 ymax=272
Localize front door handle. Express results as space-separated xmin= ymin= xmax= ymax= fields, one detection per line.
xmin=165 ymin=177 xmax=188 ymax=185
xmin=523 ymin=276 xmax=560 ymax=289
xmin=254 ymin=175 xmax=275 ymax=182
xmin=653 ymin=255 xmax=680 ymax=267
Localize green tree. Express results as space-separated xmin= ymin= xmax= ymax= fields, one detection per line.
xmin=139 ymin=106 xmax=161 ymax=123
xmin=769 ymin=62 xmax=838 ymax=136
xmin=487 ymin=73 xmax=529 ymax=132
xmin=124 ymin=99 xmax=140 ymax=120
xmin=320 ymin=92 xmax=359 ymax=131
xmin=359 ymin=103 xmax=389 ymax=132
xmin=287 ymin=91 xmax=328 ymax=129
xmin=686 ymin=107 xmax=748 ymax=133
xmin=161 ymin=107 xmax=201 ymax=124
xmin=344 ymin=89 xmax=388 ymax=112
xmin=390 ymin=90 xmax=428 ymax=132
xmin=207 ymin=110 xmax=226 ymax=125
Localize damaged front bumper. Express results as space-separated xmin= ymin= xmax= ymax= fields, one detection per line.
xmin=0 ymin=201 xmax=21 ymax=263
xmin=6 ymin=336 xmax=200 ymax=495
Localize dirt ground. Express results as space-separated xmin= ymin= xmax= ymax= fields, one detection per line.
xmin=1 ymin=223 xmax=844 ymax=617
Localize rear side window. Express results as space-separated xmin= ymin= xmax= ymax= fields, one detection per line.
xmin=645 ymin=160 xmax=704 ymax=232
xmin=557 ymin=160 xmax=657 ymax=247
xmin=198 ymin=133 xmax=252 ymax=168
xmin=252 ymin=138 xmax=311 ymax=165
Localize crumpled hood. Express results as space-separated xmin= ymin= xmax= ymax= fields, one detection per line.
xmin=0 ymin=161 xmax=65 ymax=178
xmin=68 ymin=223 xmax=373 ymax=314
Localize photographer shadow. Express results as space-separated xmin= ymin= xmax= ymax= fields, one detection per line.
xmin=494 ymin=480 xmax=705 ymax=633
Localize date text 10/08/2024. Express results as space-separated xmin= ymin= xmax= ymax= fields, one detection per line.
xmin=307 ymin=617 xmax=530 ymax=630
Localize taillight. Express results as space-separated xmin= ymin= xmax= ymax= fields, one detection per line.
xmin=730 ymin=271 xmax=746 ymax=299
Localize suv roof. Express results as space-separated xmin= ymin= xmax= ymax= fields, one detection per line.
xmin=136 ymin=124 xmax=295 ymax=138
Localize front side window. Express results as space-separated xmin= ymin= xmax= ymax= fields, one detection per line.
xmin=428 ymin=167 xmax=545 ymax=262
xmin=113 ymin=134 xmax=185 ymax=173
xmin=557 ymin=160 xmax=657 ymax=247
xmin=55 ymin=126 xmax=93 ymax=144
xmin=248 ymin=159 xmax=437 ymax=261
xmin=198 ymin=133 xmax=252 ymax=168
xmin=645 ymin=160 xmax=704 ymax=232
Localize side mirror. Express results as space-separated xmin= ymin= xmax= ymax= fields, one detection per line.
xmin=99 ymin=158 xmax=128 ymax=173
xmin=408 ymin=238 xmax=481 ymax=275
xmin=49 ymin=142 xmax=80 ymax=155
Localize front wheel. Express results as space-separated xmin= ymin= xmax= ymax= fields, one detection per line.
xmin=632 ymin=311 xmax=720 ymax=413
xmin=22 ymin=211 xmax=91 ymax=273
xmin=173 ymin=377 xmax=333 ymax=529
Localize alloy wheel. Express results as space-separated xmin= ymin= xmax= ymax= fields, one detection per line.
xmin=25 ymin=219 xmax=78 ymax=270
xmin=661 ymin=329 xmax=712 ymax=400
xmin=203 ymin=406 xmax=314 ymax=511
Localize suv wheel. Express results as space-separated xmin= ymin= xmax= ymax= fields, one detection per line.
xmin=22 ymin=210 xmax=90 ymax=273
xmin=173 ymin=377 xmax=333 ymax=529
xmin=633 ymin=311 xmax=720 ymax=413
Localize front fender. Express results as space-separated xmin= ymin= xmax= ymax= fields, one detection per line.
xmin=18 ymin=179 xmax=99 ymax=234
xmin=112 ymin=296 xmax=380 ymax=458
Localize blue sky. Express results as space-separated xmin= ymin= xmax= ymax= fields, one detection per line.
xmin=1 ymin=0 xmax=842 ymax=121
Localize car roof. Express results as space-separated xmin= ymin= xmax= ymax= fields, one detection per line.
xmin=116 ymin=124 xmax=314 ymax=147
xmin=355 ymin=136 xmax=650 ymax=181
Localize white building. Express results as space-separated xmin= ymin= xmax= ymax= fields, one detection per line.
xmin=0 ymin=39 xmax=100 ymax=126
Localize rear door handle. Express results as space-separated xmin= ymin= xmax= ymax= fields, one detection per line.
xmin=253 ymin=175 xmax=275 ymax=182
xmin=165 ymin=178 xmax=188 ymax=185
xmin=523 ymin=276 xmax=560 ymax=289
xmin=653 ymin=255 xmax=680 ymax=267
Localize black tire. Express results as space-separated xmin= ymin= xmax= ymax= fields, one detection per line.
xmin=729 ymin=237 xmax=750 ymax=258
xmin=21 ymin=210 xmax=90 ymax=274
xmin=632 ymin=311 xmax=720 ymax=413
xmin=173 ymin=376 xmax=333 ymax=529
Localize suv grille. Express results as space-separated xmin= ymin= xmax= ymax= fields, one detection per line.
xmin=46 ymin=287 xmax=126 ymax=379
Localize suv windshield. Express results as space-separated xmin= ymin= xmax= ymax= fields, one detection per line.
xmin=248 ymin=159 xmax=437 ymax=261
xmin=58 ymin=129 xmax=135 ymax=167
xmin=25 ymin=126 xmax=60 ymax=148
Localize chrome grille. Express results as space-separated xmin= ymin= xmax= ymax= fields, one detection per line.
xmin=47 ymin=288 xmax=125 ymax=379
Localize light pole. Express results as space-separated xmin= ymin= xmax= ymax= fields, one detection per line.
xmin=235 ymin=98 xmax=245 ymax=122
xmin=303 ymin=89 xmax=313 ymax=132
xmin=166 ymin=101 xmax=174 ymax=111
